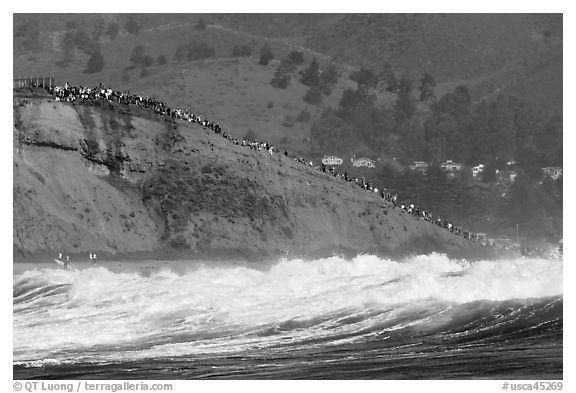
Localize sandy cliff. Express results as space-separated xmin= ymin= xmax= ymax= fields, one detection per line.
xmin=13 ymin=90 xmax=489 ymax=261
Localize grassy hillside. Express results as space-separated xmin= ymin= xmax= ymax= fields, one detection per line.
xmin=13 ymin=13 xmax=562 ymax=155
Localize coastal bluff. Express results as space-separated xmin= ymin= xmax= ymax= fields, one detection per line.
xmin=13 ymin=89 xmax=488 ymax=262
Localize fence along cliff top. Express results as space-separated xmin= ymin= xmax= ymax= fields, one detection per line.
xmin=14 ymin=76 xmax=55 ymax=89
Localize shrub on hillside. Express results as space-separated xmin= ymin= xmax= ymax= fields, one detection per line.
xmin=84 ymin=51 xmax=105 ymax=73
xmin=105 ymin=22 xmax=119 ymax=39
xmin=125 ymin=15 xmax=140 ymax=35
xmin=156 ymin=55 xmax=167 ymax=65
xmin=350 ymin=68 xmax=379 ymax=89
xmin=270 ymin=68 xmax=291 ymax=89
xmin=259 ymin=44 xmax=274 ymax=65
xmin=300 ymin=58 xmax=320 ymax=87
xmin=142 ymin=55 xmax=155 ymax=68
xmin=232 ymin=45 xmax=252 ymax=57
xmin=173 ymin=41 xmax=215 ymax=62
xmin=419 ymin=73 xmax=436 ymax=102
xmin=303 ymin=86 xmax=322 ymax=104
xmin=319 ymin=62 xmax=340 ymax=95
xmin=287 ymin=50 xmax=305 ymax=66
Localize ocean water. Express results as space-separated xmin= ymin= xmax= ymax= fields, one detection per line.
xmin=13 ymin=254 xmax=562 ymax=379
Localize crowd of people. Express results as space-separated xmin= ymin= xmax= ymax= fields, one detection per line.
xmin=318 ymin=164 xmax=485 ymax=242
xmin=42 ymin=82 xmax=488 ymax=246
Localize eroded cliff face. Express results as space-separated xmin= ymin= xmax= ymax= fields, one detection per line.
xmin=13 ymin=91 xmax=485 ymax=261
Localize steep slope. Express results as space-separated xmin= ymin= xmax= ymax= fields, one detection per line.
xmin=13 ymin=89 xmax=487 ymax=261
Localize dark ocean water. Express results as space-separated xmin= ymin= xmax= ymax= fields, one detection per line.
xmin=13 ymin=254 xmax=562 ymax=379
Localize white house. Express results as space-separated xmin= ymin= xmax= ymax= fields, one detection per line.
xmin=409 ymin=161 xmax=429 ymax=172
xmin=321 ymin=155 xmax=344 ymax=166
xmin=542 ymin=166 xmax=563 ymax=180
xmin=441 ymin=160 xmax=462 ymax=172
xmin=472 ymin=163 xmax=485 ymax=177
xmin=352 ymin=157 xmax=376 ymax=168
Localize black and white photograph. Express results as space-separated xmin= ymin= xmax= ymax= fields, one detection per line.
xmin=12 ymin=7 xmax=564 ymax=384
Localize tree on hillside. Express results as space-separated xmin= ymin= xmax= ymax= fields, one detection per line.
xmin=424 ymin=112 xmax=457 ymax=162
xmin=517 ymin=113 xmax=563 ymax=171
xmin=173 ymin=41 xmax=215 ymax=62
xmin=394 ymin=74 xmax=416 ymax=123
xmin=318 ymin=61 xmax=340 ymax=95
xmin=270 ymin=67 xmax=291 ymax=89
xmin=232 ymin=45 xmax=252 ymax=57
xmin=303 ymin=86 xmax=322 ymax=104
xmin=173 ymin=43 xmax=188 ymax=62
xmin=142 ymin=55 xmax=155 ymax=68
xmin=337 ymin=87 xmax=377 ymax=121
xmin=259 ymin=44 xmax=274 ymax=65
xmin=311 ymin=108 xmax=357 ymax=154
xmin=287 ymin=50 xmax=305 ymax=66
xmin=350 ymin=68 xmax=379 ymax=89
xmin=397 ymin=117 xmax=425 ymax=162
xmin=125 ymin=15 xmax=140 ymax=35
xmin=105 ymin=22 xmax=119 ymax=39
xmin=433 ymin=85 xmax=471 ymax=119
xmin=84 ymin=51 xmax=105 ymax=73
xmin=469 ymin=97 xmax=517 ymax=166
xmin=91 ymin=17 xmax=106 ymax=41
xmin=419 ymin=73 xmax=436 ymax=102
xmin=279 ymin=57 xmax=297 ymax=74
xmin=300 ymin=58 xmax=320 ymax=87
xmin=156 ymin=54 xmax=167 ymax=65
xmin=188 ymin=42 xmax=215 ymax=60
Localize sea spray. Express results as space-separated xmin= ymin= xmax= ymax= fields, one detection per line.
xmin=14 ymin=253 xmax=562 ymax=369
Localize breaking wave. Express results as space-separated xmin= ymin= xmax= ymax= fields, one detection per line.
xmin=13 ymin=253 xmax=562 ymax=371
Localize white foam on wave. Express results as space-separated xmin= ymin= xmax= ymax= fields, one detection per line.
xmin=13 ymin=254 xmax=562 ymax=365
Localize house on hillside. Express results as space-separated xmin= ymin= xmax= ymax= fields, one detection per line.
xmin=409 ymin=161 xmax=429 ymax=173
xmin=352 ymin=157 xmax=376 ymax=168
xmin=542 ymin=166 xmax=563 ymax=180
xmin=496 ymin=168 xmax=518 ymax=185
xmin=441 ymin=160 xmax=462 ymax=172
xmin=472 ymin=163 xmax=485 ymax=178
xmin=321 ymin=155 xmax=344 ymax=166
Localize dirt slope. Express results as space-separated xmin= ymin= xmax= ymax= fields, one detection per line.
xmin=13 ymin=90 xmax=489 ymax=262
